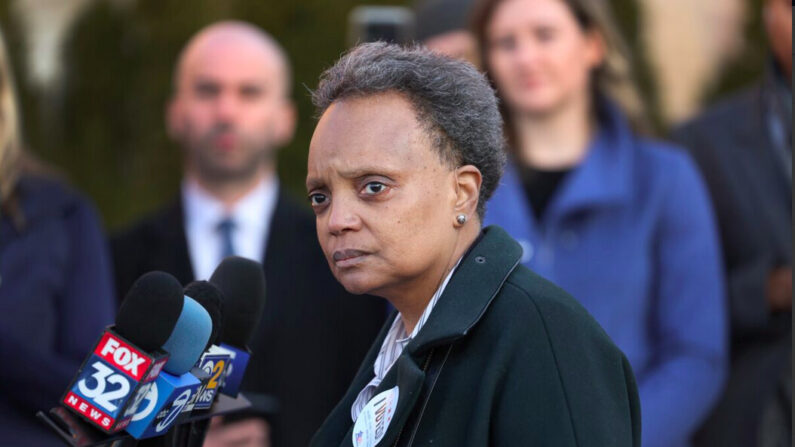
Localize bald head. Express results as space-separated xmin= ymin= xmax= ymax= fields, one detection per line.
xmin=168 ymin=21 xmax=296 ymax=190
xmin=174 ymin=21 xmax=291 ymax=96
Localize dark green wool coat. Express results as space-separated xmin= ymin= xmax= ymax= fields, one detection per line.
xmin=311 ymin=226 xmax=641 ymax=447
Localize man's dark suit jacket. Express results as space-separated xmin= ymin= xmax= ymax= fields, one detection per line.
xmin=673 ymin=75 xmax=792 ymax=447
xmin=111 ymin=188 xmax=387 ymax=447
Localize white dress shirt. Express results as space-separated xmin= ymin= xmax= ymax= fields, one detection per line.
xmin=351 ymin=260 xmax=461 ymax=422
xmin=182 ymin=176 xmax=278 ymax=280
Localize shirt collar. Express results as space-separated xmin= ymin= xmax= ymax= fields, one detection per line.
xmin=182 ymin=176 xmax=278 ymax=234
xmin=391 ymin=257 xmax=462 ymax=345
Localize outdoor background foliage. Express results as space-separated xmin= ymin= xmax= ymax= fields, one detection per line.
xmin=0 ymin=0 xmax=766 ymax=230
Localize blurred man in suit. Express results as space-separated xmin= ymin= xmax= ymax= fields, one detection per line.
xmin=112 ymin=21 xmax=385 ymax=446
xmin=673 ymin=0 xmax=791 ymax=445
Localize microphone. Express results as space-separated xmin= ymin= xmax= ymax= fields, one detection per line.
xmin=182 ymin=280 xmax=233 ymax=412
xmin=186 ymin=280 xmax=224 ymax=350
xmin=181 ymin=257 xmax=267 ymax=447
xmin=59 ymin=271 xmax=179 ymax=434
xmin=125 ymin=293 xmax=213 ymax=439
xmin=210 ymin=256 xmax=267 ymax=397
xmin=115 ymin=271 xmax=186 ymax=352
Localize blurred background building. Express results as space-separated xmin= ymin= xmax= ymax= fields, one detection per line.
xmin=0 ymin=0 xmax=769 ymax=228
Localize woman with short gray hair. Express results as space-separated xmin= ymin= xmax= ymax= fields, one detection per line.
xmin=307 ymin=42 xmax=639 ymax=447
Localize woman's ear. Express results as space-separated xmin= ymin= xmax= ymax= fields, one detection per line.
xmin=453 ymin=165 xmax=482 ymax=217
xmin=584 ymin=28 xmax=606 ymax=71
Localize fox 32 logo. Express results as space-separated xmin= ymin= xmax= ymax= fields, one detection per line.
xmin=76 ymin=361 xmax=132 ymax=415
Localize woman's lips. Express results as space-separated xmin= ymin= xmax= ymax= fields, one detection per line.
xmin=332 ymin=249 xmax=369 ymax=267
xmin=517 ymin=77 xmax=542 ymax=89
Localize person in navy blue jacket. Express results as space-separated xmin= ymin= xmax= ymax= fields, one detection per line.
xmin=471 ymin=0 xmax=728 ymax=446
xmin=0 ymin=27 xmax=115 ymax=445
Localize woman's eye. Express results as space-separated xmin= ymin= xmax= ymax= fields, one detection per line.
xmin=362 ymin=182 xmax=386 ymax=195
xmin=309 ymin=193 xmax=327 ymax=206
xmin=493 ymin=36 xmax=516 ymax=51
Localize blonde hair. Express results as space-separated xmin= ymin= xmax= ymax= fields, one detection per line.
xmin=0 ymin=25 xmax=21 ymax=201
xmin=471 ymin=0 xmax=649 ymax=135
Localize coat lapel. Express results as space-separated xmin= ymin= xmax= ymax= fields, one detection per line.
xmin=155 ymin=197 xmax=194 ymax=284
xmin=409 ymin=226 xmax=523 ymax=354
xmin=485 ymin=163 xmax=539 ymax=246
xmin=263 ymin=188 xmax=288 ymax=270
xmin=341 ymin=354 xmax=429 ymax=447
xmin=545 ymin=100 xmax=635 ymax=224
xmin=722 ymin=87 xmax=791 ymax=243
xmin=484 ymin=100 xmax=635 ymax=270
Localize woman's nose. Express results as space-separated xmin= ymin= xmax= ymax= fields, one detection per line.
xmin=513 ymin=38 xmax=540 ymax=68
xmin=326 ymin=196 xmax=362 ymax=235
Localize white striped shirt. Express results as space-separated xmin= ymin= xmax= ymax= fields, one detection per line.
xmin=351 ymin=261 xmax=460 ymax=422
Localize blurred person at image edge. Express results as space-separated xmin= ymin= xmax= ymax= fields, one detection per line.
xmin=0 ymin=25 xmax=115 ymax=446
xmin=673 ymin=0 xmax=792 ymax=445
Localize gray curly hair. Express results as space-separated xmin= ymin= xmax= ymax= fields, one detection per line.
xmin=312 ymin=42 xmax=506 ymax=220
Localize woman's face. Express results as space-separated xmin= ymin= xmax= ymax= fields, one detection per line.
xmin=306 ymin=92 xmax=462 ymax=298
xmin=486 ymin=0 xmax=604 ymax=117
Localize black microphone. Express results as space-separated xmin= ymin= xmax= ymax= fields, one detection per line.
xmin=185 ymin=281 xmax=224 ymax=350
xmin=210 ymin=256 xmax=267 ymax=397
xmin=182 ymin=281 xmax=231 ymax=412
xmin=115 ymin=272 xmax=186 ymax=352
xmin=182 ymin=257 xmax=267 ymax=447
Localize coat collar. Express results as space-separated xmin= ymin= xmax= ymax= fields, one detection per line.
xmin=150 ymin=195 xmax=195 ymax=285
xmin=545 ymin=99 xmax=636 ymax=217
xmin=488 ymin=99 xmax=637 ymax=236
xmin=312 ymin=226 xmax=522 ymax=446
xmin=407 ymin=225 xmax=522 ymax=355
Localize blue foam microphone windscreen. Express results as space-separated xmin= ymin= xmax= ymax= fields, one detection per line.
xmin=160 ymin=296 xmax=212 ymax=375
